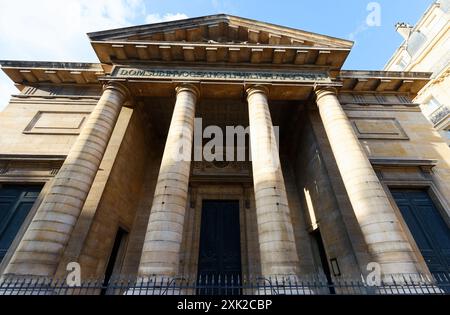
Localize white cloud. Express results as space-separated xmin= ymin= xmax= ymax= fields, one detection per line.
xmin=145 ymin=13 xmax=189 ymax=24
xmin=0 ymin=73 xmax=18 ymax=111
xmin=0 ymin=0 xmax=147 ymax=110
xmin=0 ymin=0 xmax=188 ymax=111
xmin=0 ymin=0 xmax=146 ymax=62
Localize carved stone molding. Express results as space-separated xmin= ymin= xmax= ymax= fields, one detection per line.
xmin=23 ymin=111 xmax=91 ymax=135
xmin=349 ymin=117 xmax=409 ymax=140
xmin=191 ymin=160 xmax=252 ymax=182
xmin=0 ymin=154 xmax=65 ymax=182
xmin=370 ymin=157 xmax=437 ymax=182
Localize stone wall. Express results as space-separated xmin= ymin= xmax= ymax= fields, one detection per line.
xmin=339 ymin=95 xmax=450 ymax=215
xmin=281 ymin=156 xmax=317 ymax=275
xmin=291 ymin=111 xmax=369 ymax=278
xmin=0 ymin=93 xmax=99 ymax=156
xmin=120 ymin=142 xmax=163 ymax=276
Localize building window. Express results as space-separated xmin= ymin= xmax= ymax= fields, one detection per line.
xmin=424 ymin=96 xmax=441 ymax=115
xmin=0 ymin=184 xmax=42 ymax=262
xmin=406 ymin=31 xmax=427 ymax=57
xmin=422 ymin=14 xmax=436 ymax=35
xmin=443 ymin=129 xmax=450 ymax=141
xmin=397 ymin=57 xmax=409 ymax=70
xmin=394 ymin=51 xmax=411 ymax=71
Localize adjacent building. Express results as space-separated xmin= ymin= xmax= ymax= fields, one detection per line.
xmin=385 ymin=0 xmax=450 ymax=144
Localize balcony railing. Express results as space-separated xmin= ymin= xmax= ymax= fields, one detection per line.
xmin=0 ymin=273 xmax=449 ymax=295
xmin=429 ymin=105 xmax=450 ymax=126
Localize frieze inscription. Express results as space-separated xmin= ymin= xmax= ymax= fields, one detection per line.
xmin=113 ymin=67 xmax=331 ymax=83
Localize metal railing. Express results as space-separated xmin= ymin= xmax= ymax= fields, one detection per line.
xmin=0 ymin=273 xmax=449 ymax=295
xmin=429 ymin=104 xmax=450 ymax=126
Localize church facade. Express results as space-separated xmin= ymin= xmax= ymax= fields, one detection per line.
xmin=0 ymin=15 xmax=449 ymax=293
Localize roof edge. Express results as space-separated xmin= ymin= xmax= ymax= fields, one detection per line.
xmin=225 ymin=14 xmax=353 ymax=48
xmin=87 ymin=13 xmax=353 ymax=48
xmin=339 ymin=69 xmax=432 ymax=79
xmin=87 ymin=14 xmax=231 ymax=40
xmin=0 ymin=60 xmax=102 ymax=70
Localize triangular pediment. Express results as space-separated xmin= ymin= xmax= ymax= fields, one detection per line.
xmin=88 ymin=14 xmax=352 ymax=48
xmin=88 ymin=14 xmax=353 ymax=69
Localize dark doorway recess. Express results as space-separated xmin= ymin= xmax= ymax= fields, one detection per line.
xmin=197 ymin=200 xmax=242 ymax=295
xmin=311 ymin=229 xmax=336 ymax=294
xmin=101 ymin=227 xmax=128 ymax=295
xmin=391 ymin=189 xmax=450 ymax=293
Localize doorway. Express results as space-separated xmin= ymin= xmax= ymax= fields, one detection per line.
xmin=197 ymin=200 xmax=242 ymax=294
xmin=311 ymin=229 xmax=335 ymax=294
xmin=101 ymin=227 xmax=128 ymax=295
xmin=391 ymin=189 xmax=450 ymax=274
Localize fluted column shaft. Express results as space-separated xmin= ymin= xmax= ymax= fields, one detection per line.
xmin=315 ymin=87 xmax=421 ymax=277
xmin=3 ymin=82 xmax=129 ymax=277
xmin=247 ymin=86 xmax=299 ymax=277
xmin=138 ymin=84 xmax=198 ymax=277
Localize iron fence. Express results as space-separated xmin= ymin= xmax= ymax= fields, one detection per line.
xmin=0 ymin=273 xmax=449 ymax=295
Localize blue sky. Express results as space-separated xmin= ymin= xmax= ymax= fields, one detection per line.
xmin=0 ymin=0 xmax=434 ymax=110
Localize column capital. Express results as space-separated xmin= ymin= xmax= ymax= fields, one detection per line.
xmin=175 ymin=83 xmax=200 ymax=99
xmin=103 ymin=81 xmax=131 ymax=100
xmin=245 ymin=85 xmax=269 ymax=99
xmin=314 ymin=86 xmax=338 ymax=101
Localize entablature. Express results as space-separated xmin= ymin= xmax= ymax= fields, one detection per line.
xmin=338 ymin=70 xmax=431 ymax=95
xmin=0 ymin=60 xmax=104 ymax=92
xmin=0 ymin=65 xmax=431 ymax=100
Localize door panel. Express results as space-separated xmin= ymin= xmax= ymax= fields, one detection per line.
xmin=197 ymin=200 xmax=241 ymax=294
xmin=0 ymin=185 xmax=42 ymax=262
xmin=391 ymin=189 xmax=450 ymax=274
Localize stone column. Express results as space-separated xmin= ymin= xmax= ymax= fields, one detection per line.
xmin=3 ymin=82 xmax=130 ymax=277
xmin=138 ymin=84 xmax=198 ymax=277
xmin=246 ymin=85 xmax=299 ymax=277
xmin=315 ymin=87 xmax=421 ymax=278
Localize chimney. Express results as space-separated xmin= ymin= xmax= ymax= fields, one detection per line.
xmin=395 ymin=22 xmax=414 ymax=40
